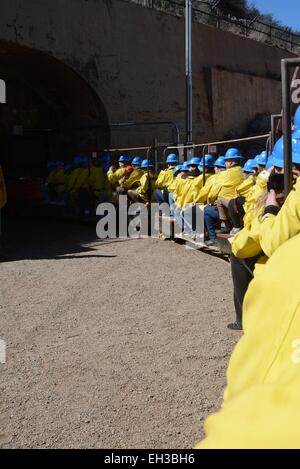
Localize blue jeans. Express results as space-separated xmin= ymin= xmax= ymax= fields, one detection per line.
xmin=204 ymin=205 xmax=219 ymax=240
xmin=168 ymin=192 xmax=175 ymax=217
xmin=174 ymin=207 xmax=184 ymax=231
xmin=154 ymin=189 xmax=165 ymax=204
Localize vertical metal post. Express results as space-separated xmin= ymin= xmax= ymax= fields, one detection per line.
xmin=281 ymin=59 xmax=293 ymax=198
xmin=153 ymin=137 xmax=158 ymax=173
xmin=185 ymin=0 xmax=193 ymax=151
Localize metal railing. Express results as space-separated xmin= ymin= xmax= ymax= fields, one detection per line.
xmin=125 ymin=0 xmax=300 ymax=53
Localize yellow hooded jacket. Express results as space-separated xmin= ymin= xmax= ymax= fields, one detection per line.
xmin=196 ymin=233 xmax=300 ymax=449
xmin=107 ymin=167 xmax=126 ymax=189
xmin=176 ymin=176 xmax=197 ymax=209
xmin=136 ymin=172 xmax=157 ymax=202
xmin=155 ymin=168 xmax=175 ymax=190
xmin=65 ymin=168 xmax=82 ymax=193
xmin=259 ymin=176 xmax=300 ymax=258
xmin=71 ymin=167 xmax=90 ymax=193
xmin=192 ymin=173 xmax=215 ymax=204
xmin=121 ymin=168 xmax=144 ymax=190
xmin=235 ymin=174 xmax=254 ymax=198
xmin=45 ymin=169 xmax=57 ymax=185
xmin=207 ymin=166 xmax=243 ymax=205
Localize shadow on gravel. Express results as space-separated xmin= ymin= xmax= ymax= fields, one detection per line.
xmin=0 ymin=211 xmax=131 ymax=263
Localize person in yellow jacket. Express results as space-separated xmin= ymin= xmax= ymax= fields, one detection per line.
xmin=227 ymin=157 xmax=285 ymax=330
xmin=45 ymin=160 xmax=65 ymax=199
xmin=0 ymin=163 xmax=7 ymax=244
xmin=173 ymin=157 xmax=202 ymax=233
xmin=154 ymin=153 xmax=179 ymax=203
xmin=168 ymin=163 xmax=190 ymax=216
xmin=204 ymin=148 xmax=243 ymax=246
xmin=259 ymin=160 xmax=300 ymax=259
xmin=88 ymin=157 xmax=112 ymax=203
xmin=120 ymin=157 xmax=144 ymax=191
xmin=45 ymin=161 xmax=58 ymax=184
xmin=128 ymin=160 xmax=157 ymax=203
xmin=196 ymin=232 xmax=300 ymax=449
xmin=107 ymin=155 xmax=130 ymax=189
xmin=175 ymin=155 xmax=216 ymax=240
xmin=113 ymin=156 xmax=144 ymax=205
xmin=70 ymin=156 xmax=90 ymax=194
xmin=224 ymin=159 xmax=257 ymax=237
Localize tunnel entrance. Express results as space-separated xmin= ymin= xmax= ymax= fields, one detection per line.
xmin=0 ymin=41 xmax=110 ymax=206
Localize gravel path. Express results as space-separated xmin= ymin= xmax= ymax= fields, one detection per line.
xmin=0 ymin=217 xmax=240 ymax=448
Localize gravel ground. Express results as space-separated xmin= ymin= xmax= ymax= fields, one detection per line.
xmin=0 ymin=216 xmax=240 ymax=449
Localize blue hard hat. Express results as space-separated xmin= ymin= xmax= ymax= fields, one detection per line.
xmin=187 ymin=157 xmax=202 ymax=166
xmin=200 ymin=154 xmax=215 ymax=168
xmin=131 ymin=156 xmax=142 ymax=166
xmin=64 ymin=164 xmax=72 ymax=173
xmin=141 ymin=159 xmax=154 ymax=169
xmin=166 ymin=153 xmax=179 ymax=164
xmin=73 ymin=154 xmax=84 ymax=165
xmin=256 ymin=152 xmax=267 ymax=166
xmin=56 ymin=160 xmax=64 ymax=167
xmin=99 ymin=153 xmax=111 ymax=163
xmin=214 ymin=156 xmax=226 ymax=168
xmin=173 ymin=164 xmax=182 ymax=174
xmin=224 ymin=148 xmax=242 ymax=160
xmin=47 ymin=161 xmax=56 ymax=169
xmin=271 ymin=136 xmax=297 ymax=161
xmin=181 ymin=161 xmax=190 ymax=171
xmin=292 ymin=151 xmax=300 ymax=165
xmin=243 ymin=159 xmax=256 ymax=173
xmin=80 ymin=155 xmax=90 ymax=166
xmin=265 ymin=155 xmax=274 ymax=170
xmin=119 ymin=154 xmax=130 ymax=163
xmin=294 ymin=105 xmax=300 ymax=132
xmin=272 ymin=157 xmax=284 ymax=169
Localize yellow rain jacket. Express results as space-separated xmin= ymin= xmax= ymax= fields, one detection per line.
xmin=107 ymin=167 xmax=126 ymax=189
xmin=169 ymin=174 xmax=184 ymax=195
xmin=45 ymin=169 xmax=57 ymax=184
xmin=243 ymin=170 xmax=269 ymax=225
xmin=235 ymin=174 xmax=254 ymax=198
xmin=136 ymin=172 xmax=157 ymax=202
xmin=192 ymin=173 xmax=215 ymax=204
xmin=196 ymin=234 xmax=300 ymax=448
xmin=88 ymin=166 xmax=110 ymax=193
xmin=0 ymin=165 xmax=7 ymax=209
xmin=259 ymin=176 xmax=300 ymax=258
xmin=65 ymin=168 xmax=82 ymax=193
xmin=175 ymin=176 xmax=196 ymax=209
xmin=155 ymin=167 xmax=175 ymax=190
xmin=47 ymin=168 xmax=65 ymax=194
xmin=121 ymin=168 xmax=144 ymax=190
xmin=70 ymin=167 xmax=89 ymax=193
xmin=207 ymin=166 xmax=243 ymax=205
xmin=172 ymin=176 xmax=189 ymax=204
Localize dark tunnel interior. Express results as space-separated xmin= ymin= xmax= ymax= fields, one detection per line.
xmin=0 ymin=41 xmax=110 ymax=182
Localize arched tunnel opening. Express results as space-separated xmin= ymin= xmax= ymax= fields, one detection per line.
xmin=0 ymin=41 xmax=110 ymax=217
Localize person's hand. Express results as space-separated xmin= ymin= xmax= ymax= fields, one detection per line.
xmin=265 ymin=189 xmax=278 ymax=207
xmin=293 ymin=168 xmax=300 ymax=179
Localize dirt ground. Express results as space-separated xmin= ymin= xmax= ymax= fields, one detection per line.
xmin=0 ymin=215 xmax=240 ymax=449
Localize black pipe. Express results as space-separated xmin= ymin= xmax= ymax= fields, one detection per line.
xmin=111 ymin=121 xmax=180 ymax=146
xmin=281 ymin=59 xmax=294 ymax=198
xmin=270 ymin=113 xmax=282 ymax=152
xmin=24 ymin=121 xmax=180 ymax=146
